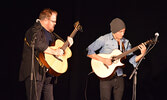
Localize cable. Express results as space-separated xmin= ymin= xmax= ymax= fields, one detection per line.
xmin=84 ymin=71 xmax=94 ymax=100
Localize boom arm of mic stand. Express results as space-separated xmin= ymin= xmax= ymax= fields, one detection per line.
xmin=129 ymin=54 xmax=145 ymax=80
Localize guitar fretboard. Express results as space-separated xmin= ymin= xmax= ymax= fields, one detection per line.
xmin=116 ymin=46 xmax=139 ymax=59
xmin=115 ymin=40 xmax=153 ymax=60
xmin=61 ymin=29 xmax=78 ymax=50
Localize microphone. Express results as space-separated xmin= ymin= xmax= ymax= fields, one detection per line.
xmin=154 ymin=32 xmax=159 ymax=43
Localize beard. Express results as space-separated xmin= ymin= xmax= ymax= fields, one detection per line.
xmin=49 ymin=26 xmax=55 ymax=33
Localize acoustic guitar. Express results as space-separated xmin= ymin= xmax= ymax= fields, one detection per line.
xmin=91 ymin=39 xmax=154 ymax=79
xmin=39 ymin=21 xmax=82 ymax=76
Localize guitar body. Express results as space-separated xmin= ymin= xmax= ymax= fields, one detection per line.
xmin=39 ymin=39 xmax=72 ymax=76
xmin=91 ymin=49 xmax=124 ymax=79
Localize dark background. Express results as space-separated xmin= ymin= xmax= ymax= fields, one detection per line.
xmin=1 ymin=0 xmax=167 ymax=100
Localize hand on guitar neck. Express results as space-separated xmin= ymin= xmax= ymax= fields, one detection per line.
xmin=135 ymin=43 xmax=146 ymax=62
xmin=67 ymin=36 xmax=73 ymax=47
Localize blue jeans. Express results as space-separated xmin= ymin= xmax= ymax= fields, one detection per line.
xmin=100 ymin=76 xmax=124 ymax=100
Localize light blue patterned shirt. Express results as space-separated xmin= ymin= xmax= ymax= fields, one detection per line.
xmin=87 ymin=32 xmax=137 ymax=76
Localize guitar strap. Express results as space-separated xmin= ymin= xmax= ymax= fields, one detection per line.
xmin=53 ymin=32 xmax=65 ymax=42
xmin=118 ymin=41 xmax=125 ymax=52
xmin=122 ymin=41 xmax=126 ymax=59
xmin=118 ymin=41 xmax=126 ymax=61
xmin=122 ymin=42 xmax=125 ymax=52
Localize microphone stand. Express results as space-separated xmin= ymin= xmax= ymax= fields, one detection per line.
xmin=30 ymin=36 xmax=38 ymax=100
xmin=129 ymin=42 xmax=156 ymax=100
xmin=129 ymin=53 xmax=146 ymax=100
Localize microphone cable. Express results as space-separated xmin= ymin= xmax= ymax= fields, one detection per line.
xmin=84 ymin=71 xmax=94 ymax=100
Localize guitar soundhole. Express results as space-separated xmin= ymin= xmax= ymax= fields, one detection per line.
xmin=111 ymin=56 xmax=116 ymax=62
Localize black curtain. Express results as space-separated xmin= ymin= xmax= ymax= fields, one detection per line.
xmin=2 ymin=0 xmax=167 ymax=100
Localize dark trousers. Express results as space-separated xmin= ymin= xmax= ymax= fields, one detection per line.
xmin=25 ymin=73 xmax=54 ymax=100
xmin=100 ymin=76 xmax=124 ymax=100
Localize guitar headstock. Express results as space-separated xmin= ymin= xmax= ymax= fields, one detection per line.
xmin=144 ymin=39 xmax=156 ymax=45
xmin=74 ymin=21 xmax=83 ymax=32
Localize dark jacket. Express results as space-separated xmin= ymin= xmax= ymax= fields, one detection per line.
xmin=19 ymin=22 xmax=56 ymax=81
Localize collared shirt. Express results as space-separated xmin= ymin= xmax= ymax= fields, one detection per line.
xmin=43 ymin=27 xmax=53 ymax=46
xmin=87 ymin=32 xmax=137 ymax=76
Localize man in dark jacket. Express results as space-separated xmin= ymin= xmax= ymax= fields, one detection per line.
xmin=19 ymin=8 xmax=73 ymax=100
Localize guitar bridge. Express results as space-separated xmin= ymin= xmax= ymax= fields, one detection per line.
xmin=104 ymin=64 xmax=109 ymax=69
xmin=53 ymin=55 xmax=63 ymax=62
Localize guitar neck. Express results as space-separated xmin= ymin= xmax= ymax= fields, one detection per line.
xmin=61 ymin=28 xmax=78 ymax=50
xmin=116 ymin=46 xmax=139 ymax=59
xmin=115 ymin=40 xmax=152 ymax=60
